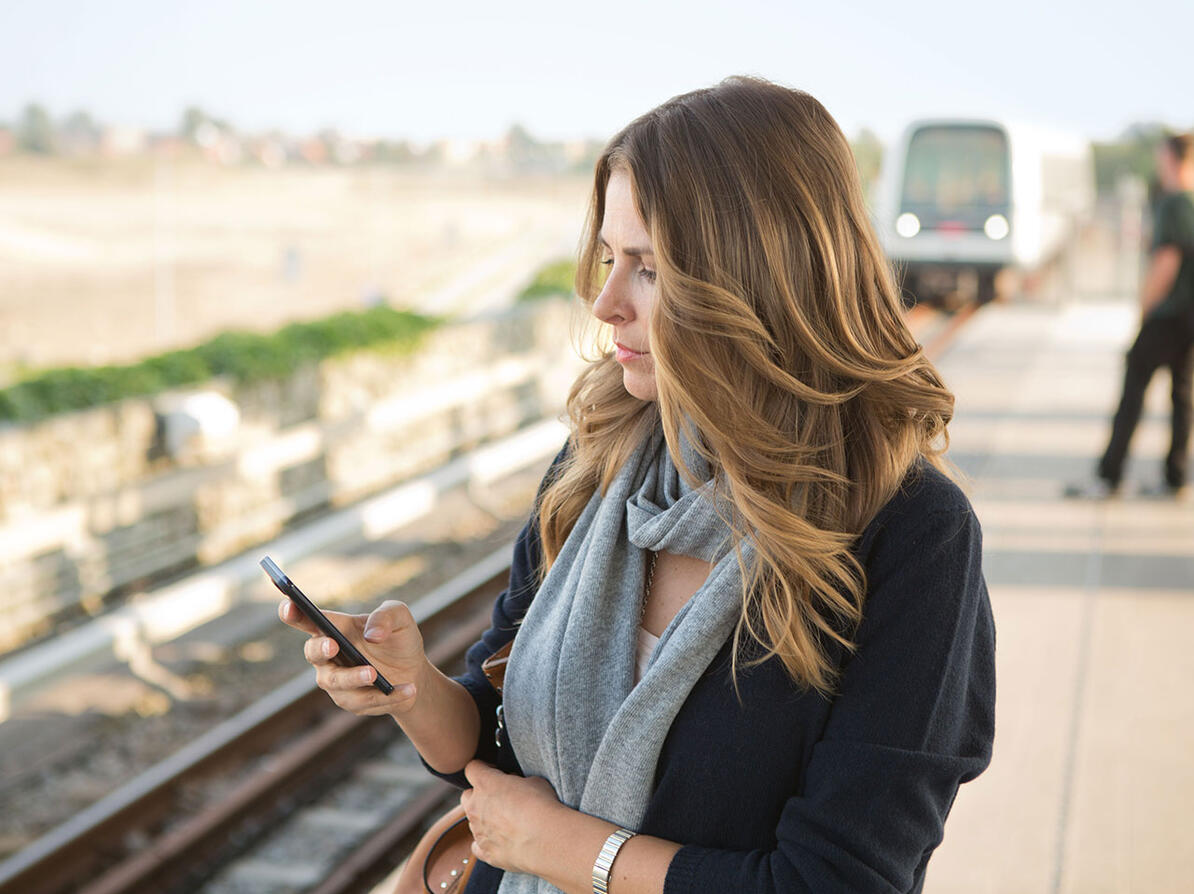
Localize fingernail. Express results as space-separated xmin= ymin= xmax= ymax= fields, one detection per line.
xmin=358 ymin=668 xmax=373 ymax=683
xmin=364 ymin=626 xmax=381 ymax=641
xmin=322 ymin=640 xmax=333 ymax=657
xmin=398 ymin=683 xmax=415 ymax=698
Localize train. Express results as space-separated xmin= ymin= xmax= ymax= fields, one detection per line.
xmin=872 ymin=118 xmax=1095 ymax=306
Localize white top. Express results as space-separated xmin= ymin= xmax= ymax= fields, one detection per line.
xmin=634 ymin=625 xmax=661 ymax=685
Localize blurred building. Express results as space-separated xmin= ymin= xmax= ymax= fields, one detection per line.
xmin=439 ymin=137 xmax=486 ymax=166
xmin=100 ymin=125 xmax=148 ymax=157
xmin=298 ymin=136 xmax=329 ymax=165
xmin=249 ymin=135 xmax=289 ymax=168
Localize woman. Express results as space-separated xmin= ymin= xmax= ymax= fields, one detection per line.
xmin=281 ymin=75 xmax=995 ymax=893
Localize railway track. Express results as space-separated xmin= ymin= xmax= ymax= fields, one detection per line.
xmin=904 ymin=298 xmax=981 ymax=360
xmin=0 ymin=550 xmax=513 ymax=894
xmin=0 ymin=299 xmax=979 ymax=894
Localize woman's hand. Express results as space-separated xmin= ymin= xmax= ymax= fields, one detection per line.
xmin=278 ymin=598 xmax=428 ymax=719
xmin=460 ymin=761 xmax=684 ymax=892
xmin=460 ymin=760 xmax=566 ymax=875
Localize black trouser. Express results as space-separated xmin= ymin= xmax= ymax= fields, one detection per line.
xmin=1099 ymin=314 xmax=1194 ymax=487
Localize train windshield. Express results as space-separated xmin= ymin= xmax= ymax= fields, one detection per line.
xmin=900 ymin=125 xmax=1010 ymax=230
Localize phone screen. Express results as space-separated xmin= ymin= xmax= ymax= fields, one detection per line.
xmin=261 ymin=556 xmax=394 ymax=695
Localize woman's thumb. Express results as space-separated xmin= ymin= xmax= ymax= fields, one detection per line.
xmin=362 ymin=600 xmax=414 ymax=643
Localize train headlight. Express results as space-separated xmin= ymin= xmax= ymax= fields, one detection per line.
xmin=896 ymin=213 xmax=921 ymax=238
xmin=984 ymin=214 xmax=1009 ymax=240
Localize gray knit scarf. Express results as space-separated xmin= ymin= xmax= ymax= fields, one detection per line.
xmin=498 ymin=420 xmax=754 ymax=894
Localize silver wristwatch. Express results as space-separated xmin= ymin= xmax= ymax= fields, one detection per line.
xmin=592 ymin=827 xmax=636 ymax=894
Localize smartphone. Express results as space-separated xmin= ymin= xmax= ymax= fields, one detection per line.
xmin=261 ymin=555 xmax=394 ymax=695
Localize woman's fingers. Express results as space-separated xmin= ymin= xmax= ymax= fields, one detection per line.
xmin=314 ymin=657 xmax=415 ymax=695
xmin=314 ymin=666 xmax=419 ymax=715
xmin=318 ymin=662 xmax=380 ymax=690
xmin=278 ymin=599 xmax=320 ymax=634
xmin=281 ymin=596 xmax=425 ymax=719
xmin=321 ymin=682 xmax=393 ymax=715
xmin=362 ymin=600 xmax=416 ymax=643
xmin=463 ymin=759 xmax=495 ymax=788
xmin=303 ymin=635 xmax=339 ymax=664
xmin=280 ymin=600 xmax=365 ymax=640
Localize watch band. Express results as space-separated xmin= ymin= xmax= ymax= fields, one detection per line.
xmin=592 ymin=828 xmax=636 ymax=894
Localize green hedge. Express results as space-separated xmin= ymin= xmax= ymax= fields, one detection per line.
xmin=518 ymin=258 xmax=577 ymax=302
xmin=0 ymin=305 xmax=442 ymax=424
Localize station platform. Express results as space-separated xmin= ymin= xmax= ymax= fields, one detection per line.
xmin=923 ymin=298 xmax=1194 ymax=893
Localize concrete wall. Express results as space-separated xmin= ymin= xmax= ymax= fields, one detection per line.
xmin=0 ymin=300 xmax=580 ymax=653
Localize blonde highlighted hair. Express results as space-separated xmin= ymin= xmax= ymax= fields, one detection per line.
xmin=538 ymin=75 xmax=955 ymax=695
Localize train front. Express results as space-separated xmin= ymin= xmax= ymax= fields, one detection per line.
xmin=878 ymin=121 xmax=1014 ymax=307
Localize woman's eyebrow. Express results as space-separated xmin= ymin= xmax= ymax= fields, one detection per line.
xmin=598 ymin=231 xmax=654 ymax=257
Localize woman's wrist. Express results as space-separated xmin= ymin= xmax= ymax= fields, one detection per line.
xmin=523 ymin=802 xmax=618 ymax=891
xmin=526 ymin=806 xmax=681 ymax=894
xmin=392 ymin=660 xmax=481 ymax=775
xmin=386 ymin=654 xmax=437 ymax=719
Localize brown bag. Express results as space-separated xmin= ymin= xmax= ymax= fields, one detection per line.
xmin=394 ymin=641 xmax=513 ymax=894
xmin=393 ymin=803 xmax=474 ymax=894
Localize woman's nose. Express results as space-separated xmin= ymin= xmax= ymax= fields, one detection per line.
xmin=592 ymin=270 xmax=631 ymax=325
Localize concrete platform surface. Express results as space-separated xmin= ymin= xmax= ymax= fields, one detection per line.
xmin=924 ymin=298 xmax=1194 ymax=894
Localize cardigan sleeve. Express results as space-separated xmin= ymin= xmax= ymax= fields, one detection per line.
xmin=664 ymin=504 xmax=996 ymax=894
xmin=416 ymin=439 xmax=568 ymax=788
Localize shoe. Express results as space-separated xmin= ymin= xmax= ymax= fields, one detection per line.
xmin=1139 ymin=481 xmax=1192 ymax=503
xmin=1063 ymin=477 xmax=1120 ymax=500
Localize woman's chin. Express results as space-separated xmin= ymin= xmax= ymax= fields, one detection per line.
xmin=623 ymin=372 xmax=658 ymax=402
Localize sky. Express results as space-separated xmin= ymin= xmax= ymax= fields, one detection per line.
xmin=1 ymin=0 xmax=1189 ymax=148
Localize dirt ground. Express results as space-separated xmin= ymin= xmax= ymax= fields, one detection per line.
xmin=0 ymin=157 xmax=590 ymax=377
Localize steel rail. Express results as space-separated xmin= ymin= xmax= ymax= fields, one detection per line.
xmin=0 ymin=548 xmax=513 ymax=894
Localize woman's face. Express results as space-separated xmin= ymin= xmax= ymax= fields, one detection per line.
xmin=592 ymin=168 xmax=659 ymax=402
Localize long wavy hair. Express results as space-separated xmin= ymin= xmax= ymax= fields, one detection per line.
xmin=537 ymin=75 xmax=955 ymax=695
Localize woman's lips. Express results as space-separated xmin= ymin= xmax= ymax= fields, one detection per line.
xmin=615 ymin=342 xmax=648 ymax=363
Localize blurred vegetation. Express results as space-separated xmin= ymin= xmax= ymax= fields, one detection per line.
xmin=17 ymin=103 xmax=56 ymax=154
xmin=518 ymin=258 xmax=577 ymax=302
xmin=0 ymin=101 xmax=606 ymax=174
xmin=0 ymin=305 xmax=442 ymax=424
xmin=5 ymin=97 xmax=1191 ymax=191
xmin=850 ymin=128 xmax=884 ymax=199
xmin=1092 ymin=122 xmax=1191 ymax=198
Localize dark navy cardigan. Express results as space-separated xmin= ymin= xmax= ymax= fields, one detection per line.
xmin=420 ymin=444 xmax=996 ymax=893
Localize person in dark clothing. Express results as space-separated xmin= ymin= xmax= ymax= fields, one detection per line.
xmin=1069 ymin=132 xmax=1194 ymax=499
xmin=281 ymin=76 xmax=996 ymax=894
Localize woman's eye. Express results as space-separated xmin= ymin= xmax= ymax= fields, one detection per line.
xmin=598 ymin=256 xmax=654 ymax=283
